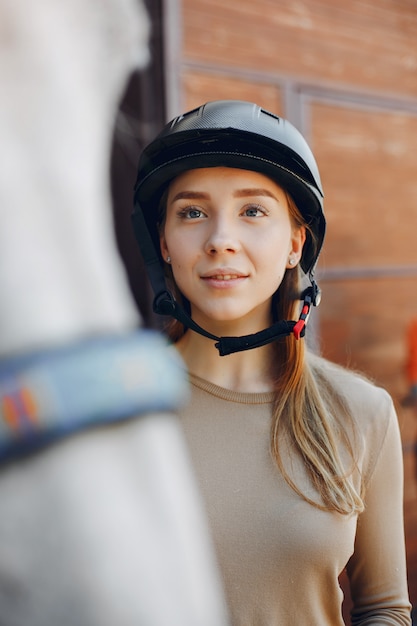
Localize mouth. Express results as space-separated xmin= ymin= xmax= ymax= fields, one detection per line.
xmin=201 ymin=269 xmax=249 ymax=281
xmin=205 ymin=274 xmax=245 ymax=281
xmin=200 ymin=269 xmax=249 ymax=287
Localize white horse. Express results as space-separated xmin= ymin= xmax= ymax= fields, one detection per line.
xmin=0 ymin=1 xmax=228 ymax=624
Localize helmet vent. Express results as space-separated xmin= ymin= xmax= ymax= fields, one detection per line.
xmin=260 ymin=108 xmax=280 ymax=122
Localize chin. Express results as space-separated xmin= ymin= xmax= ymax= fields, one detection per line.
xmin=196 ymin=309 xmax=271 ymax=334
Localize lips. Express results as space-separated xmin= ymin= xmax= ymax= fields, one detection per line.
xmin=200 ymin=269 xmax=249 ymax=289
xmin=201 ymin=269 xmax=248 ymax=281
xmin=207 ymin=274 xmax=243 ymax=281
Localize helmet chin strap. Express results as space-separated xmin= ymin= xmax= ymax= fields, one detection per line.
xmin=153 ymin=282 xmax=320 ymax=356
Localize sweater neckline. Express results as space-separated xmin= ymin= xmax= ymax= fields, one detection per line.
xmin=188 ymin=372 xmax=275 ymax=405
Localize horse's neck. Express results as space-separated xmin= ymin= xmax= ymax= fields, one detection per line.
xmin=0 ymin=0 xmax=150 ymax=357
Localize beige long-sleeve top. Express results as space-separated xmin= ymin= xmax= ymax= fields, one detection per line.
xmin=180 ymin=358 xmax=412 ymax=625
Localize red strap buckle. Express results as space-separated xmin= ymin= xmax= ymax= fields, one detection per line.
xmin=293 ymin=319 xmax=305 ymax=340
xmin=293 ymin=303 xmax=310 ymax=340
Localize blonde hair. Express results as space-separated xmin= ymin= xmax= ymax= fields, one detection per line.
xmin=268 ymin=193 xmax=364 ymax=515
xmin=160 ymin=188 xmax=364 ymax=516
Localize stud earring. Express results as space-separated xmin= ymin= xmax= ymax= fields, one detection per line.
xmin=288 ymin=257 xmax=296 ymax=266
xmin=166 ymin=256 xmax=171 ymax=263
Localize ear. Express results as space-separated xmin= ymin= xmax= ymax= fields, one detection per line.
xmin=286 ymin=226 xmax=306 ymax=269
xmin=160 ymin=233 xmax=170 ymax=263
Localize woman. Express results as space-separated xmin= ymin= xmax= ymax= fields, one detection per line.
xmin=132 ymin=100 xmax=411 ymax=625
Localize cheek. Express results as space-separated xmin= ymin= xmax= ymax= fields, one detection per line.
xmin=166 ymin=238 xmax=195 ymax=292
xmin=253 ymin=232 xmax=292 ymax=292
xmin=257 ymin=231 xmax=292 ymax=267
xmin=163 ymin=222 xmax=190 ymax=253
xmin=170 ymin=265 xmax=196 ymax=306
xmin=167 ymin=235 xmax=191 ymax=268
xmin=166 ymin=223 xmax=204 ymax=265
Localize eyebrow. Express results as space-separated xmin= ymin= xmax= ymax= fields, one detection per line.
xmin=171 ymin=188 xmax=278 ymax=202
xmin=233 ymin=188 xmax=278 ymax=200
xmin=171 ymin=191 xmax=209 ymax=202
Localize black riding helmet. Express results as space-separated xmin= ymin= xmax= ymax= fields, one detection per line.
xmin=132 ymin=100 xmax=326 ymax=355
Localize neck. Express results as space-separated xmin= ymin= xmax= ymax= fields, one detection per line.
xmin=176 ymin=329 xmax=274 ymax=393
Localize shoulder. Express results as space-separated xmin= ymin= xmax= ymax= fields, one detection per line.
xmin=307 ymin=351 xmax=393 ymax=415
xmin=307 ymin=353 xmax=401 ymax=484
xmin=307 ymin=351 xmax=397 ymax=452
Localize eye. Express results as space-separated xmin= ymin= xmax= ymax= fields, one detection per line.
xmin=178 ymin=206 xmax=206 ymax=219
xmin=242 ymin=204 xmax=267 ymax=218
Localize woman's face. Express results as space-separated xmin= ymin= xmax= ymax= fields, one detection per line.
xmin=160 ymin=167 xmax=306 ymax=334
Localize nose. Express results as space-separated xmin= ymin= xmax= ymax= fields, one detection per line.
xmin=204 ymin=214 xmax=241 ymax=255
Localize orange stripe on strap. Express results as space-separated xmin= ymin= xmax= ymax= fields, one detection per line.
xmin=1 ymin=396 xmax=20 ymax=430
